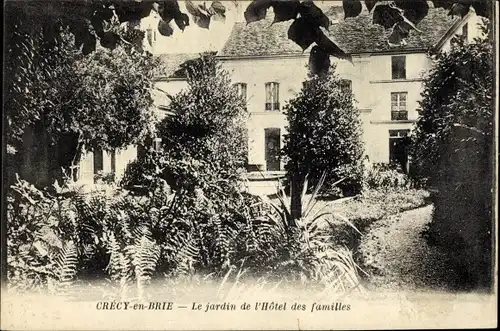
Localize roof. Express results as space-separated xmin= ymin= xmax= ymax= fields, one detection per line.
xmin=218 ymin=7 xmax=457 ymax=58
xmin=154 ymin=52 xmax=216 ymax=79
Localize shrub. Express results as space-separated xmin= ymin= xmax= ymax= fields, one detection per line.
xmin=259 ymin=173 xmax=365 ymax=290
xmin=156 ymin=54 xmax=247 ymax=199
xmin=7 ymin=171 xmax=365 ymax=298
xmin=283 ymin=65 xmax=364 ymax=198
xmin=410 ymin=23 xmax=494 ymax=290
xmin=363 ymin=164 xmax=412 ymax=190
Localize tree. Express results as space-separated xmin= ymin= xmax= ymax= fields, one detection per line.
xmin=283 ymin=63 xmax=364 ymax=217
xmin=4 ymin=22 xmax=158 ymax=186
xmin=155 ymin=54 xmax=248 ymax=200
xmin=410 ymin=22 xmax=494 ymax=289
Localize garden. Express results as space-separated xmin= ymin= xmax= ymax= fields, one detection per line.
xmin=4 ymin=0 xmax=494 ymax=305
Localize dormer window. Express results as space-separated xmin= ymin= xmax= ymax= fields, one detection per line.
xmin=391 ymin=56 xmax=406 ymax=80
xmin=265 ymin=82 xmax=280 ymax=111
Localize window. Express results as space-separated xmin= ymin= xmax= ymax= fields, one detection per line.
xmin=389 ymin=129 xmax=410 ymax=173
xmin=146 ymin=28 xmax=153 ymax=46
xmin=391 ymin=56 xmax=406 ymax=80
xmin=264 ymin=128 xmax=281 ymax=171
xmin=153 ymin=138 xmax=162 ymax=151
xmin=389 ymin=130 xmax=410 ymax=138
xmin=93 ymin=148 xmax=103 ymax=182
xmin=340 ymin=79 xmax=352 ymax=94
xmin=235 ymin=83 xmax=247 ymax=104
xmin=462 ymin=23 xmax=468 ymax=40
xmin=110 ymin=150 xmax=116 ymax=174
xmin=391 ymin=92 xmax=408 ymax=120
xmin=265 ymin=82 xmax=280 ymax=111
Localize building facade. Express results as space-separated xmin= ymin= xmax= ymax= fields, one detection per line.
xmin=74 ymin=5 xmax=484 ymax=195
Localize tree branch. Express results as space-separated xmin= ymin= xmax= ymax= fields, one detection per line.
xmin=452 ymin=123 xmax=485 ymax=136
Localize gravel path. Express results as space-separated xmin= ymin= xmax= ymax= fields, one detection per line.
xmin=358 ymin=205 xmax=462 ymax=292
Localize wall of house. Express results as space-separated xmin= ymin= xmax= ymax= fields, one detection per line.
xmin=220 ymin=51 xmax=433 ymax=167
xmin=155 ymin=80 xmax=188 ymax=102
xmin=363 ymin=52 xmax=433 ymax=163
xmin=440 ymin=13 xmax=485 ymax=53
xmin=76 ymin=146 xmax=137 ymax=185
xmin=153 ymin=79 xmax=188 ymax=121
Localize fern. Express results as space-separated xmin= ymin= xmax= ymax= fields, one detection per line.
xmin=169 ymin=233 xmax=200 ymax=276
xmin=132 ymin=231 xmax=161 ymax=300
xmin=52 ymin=240 xmax=78 ymax=295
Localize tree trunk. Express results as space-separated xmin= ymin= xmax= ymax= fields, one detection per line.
xmin=290 ymin=174 xmax=303 ymax=223
xmin=49 ymin=132 xmax=81 ymax=184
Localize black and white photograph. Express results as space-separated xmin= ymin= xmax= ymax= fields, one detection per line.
xmin=1 ymin=0 xmax=498 ymax=329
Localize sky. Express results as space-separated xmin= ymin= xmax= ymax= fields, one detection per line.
xmin=141 ymin=0 xmax=339 ymax=54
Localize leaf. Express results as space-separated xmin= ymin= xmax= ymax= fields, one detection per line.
xmin=186 ymin=1 xmax=212 ymax=28
xmin=372 ymin=4 xmax=403 ymax=29
xmin=100 ymin=31 xmax=120 ymax=49
xmin=193 ymin=14 xmax=211 ymax=29
xmin=288 ymin=17 xmax=319 ymax=51
xmin=94 ymin=7 xmax=114 ymax=22
xmin=210 ymin=0 xmax=227 ymax=22
xmin=395 ymin=0 xmax=429 ymax=25
xmin=316 ymin=29 xmax=351 ymax=61
xmin=158 ymin=0 xmax=188 ymax=30
xmin=90 ymin=14 xmax=105 ymax=38
xmin=343 ymin=0 xmax=363 ymax=19
xmin=364 ymin=0 xmax=378 ymax=12
xmin=158 ymin=19 xmax=174 ymax=36
xmin=69 ymin=21 xmax=87 ymax=50
xmin=298 ymin=1 xmax=330 ymax=29
xmin=431 ymin=0 xmax=455 ymax=10
xmin=471 ymin=0 xmax=491 ymax=17
xmin=82 ymin=33 xmax=96 ymax=55
xmin=175 ymin=13 xmax=190 ymax=31
xmin=272 ymin=0 xmax=300 ymax=23
xmin=388 ymin=24 xmax=409 ymax=47
xmin=309 ymin=46 xmax=330 ymax=77
xmin=185 ymin=0 xmax=199 ymax=16
xmin=244 ymin=0 xmax=273 ymax=24
xmin=115 ymin=2 xmax=154 ymax=23
xmin=449 ymin=3 xmax=471 ymax=17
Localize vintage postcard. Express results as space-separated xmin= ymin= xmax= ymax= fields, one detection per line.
xmin=1 ymin=0 xmax=498 ymax=329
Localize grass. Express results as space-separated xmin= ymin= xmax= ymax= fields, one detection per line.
xmin=310 ymin=188 xmax=431 ymax=282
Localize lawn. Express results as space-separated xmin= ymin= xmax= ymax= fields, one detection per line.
xmin=325 ymin=188 xmax=431 ymax=249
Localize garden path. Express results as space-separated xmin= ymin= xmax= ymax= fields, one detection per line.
xmin=358 ymin=205 xmax=463 ymax=292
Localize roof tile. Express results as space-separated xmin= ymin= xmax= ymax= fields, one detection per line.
xmin=218 ymin=6 xmax=456 ymax=57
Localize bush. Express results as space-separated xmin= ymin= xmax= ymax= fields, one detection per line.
xmin=156 ymin=54 xmax=247 ymax=198
xmin=410 ymin=23 xmax=494 ymax=290
xmin=283 ymin=65 xmax=364 ymax=197
xmin=363 ymin=164 xmax=412 ymax=190
xmin=7 ymin=174 xmax=362 ymax=298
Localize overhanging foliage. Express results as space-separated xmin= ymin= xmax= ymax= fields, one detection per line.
xmin=4 ymin=1 xmax=492 ymax=76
